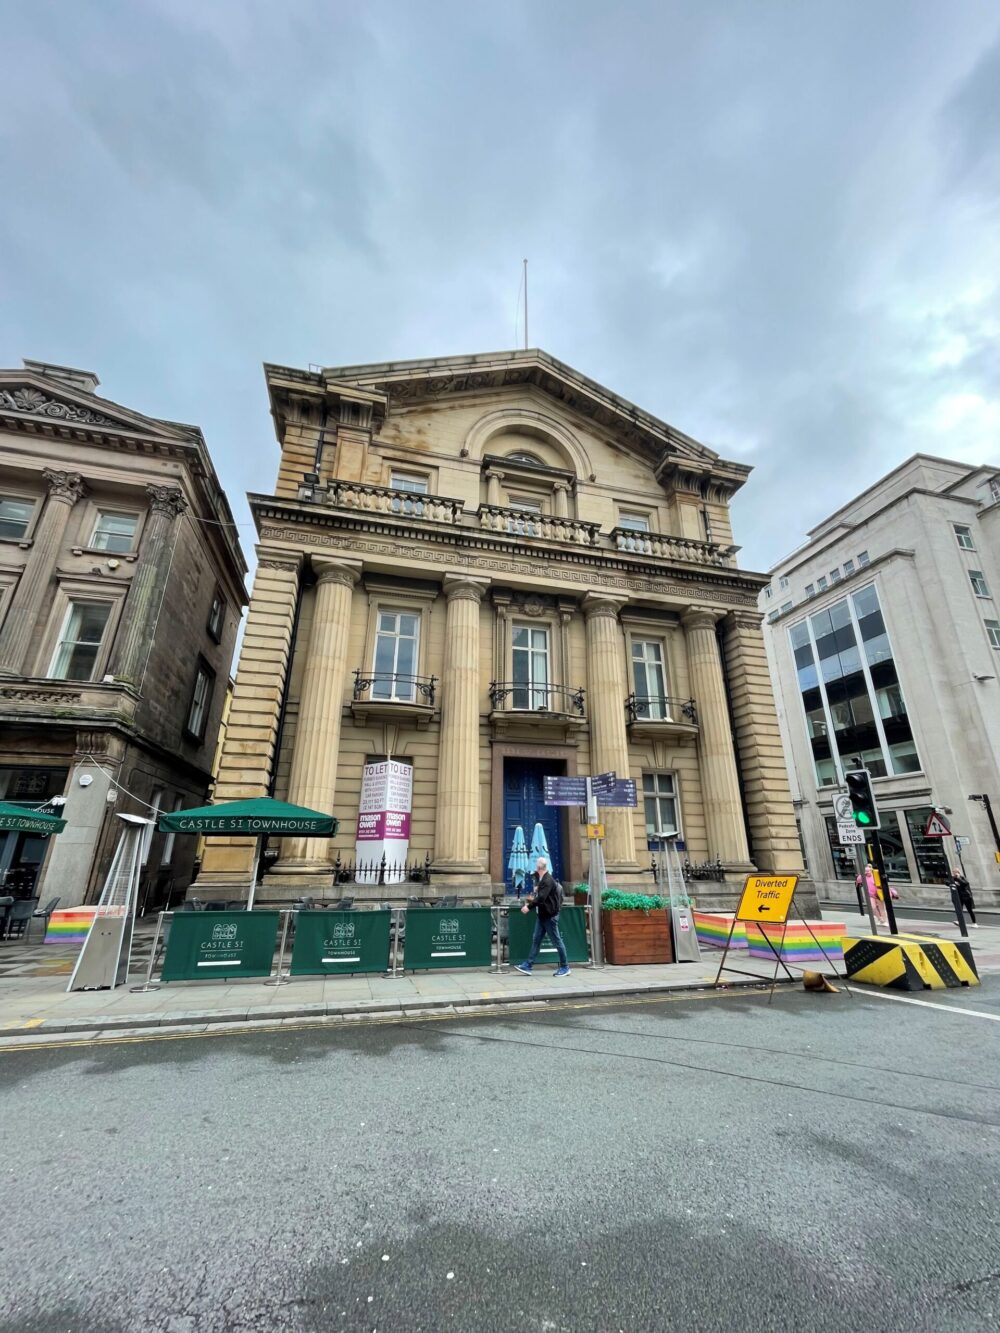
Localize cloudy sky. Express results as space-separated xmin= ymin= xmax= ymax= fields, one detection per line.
xmin=2 ymin=0 xmax=998 ymax=574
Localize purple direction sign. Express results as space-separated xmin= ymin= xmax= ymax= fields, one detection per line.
xmin=543 ymin=776 xmax=589 ymax=807
xmin=597 ymin=779 xmax=638 ymax=808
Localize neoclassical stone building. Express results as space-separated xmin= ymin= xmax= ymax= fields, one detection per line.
xmin=197 ymin=350 xmax=801 ymax=903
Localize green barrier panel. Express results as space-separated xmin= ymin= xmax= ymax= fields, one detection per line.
xmin=160 ymin=911 xmax=280 ymax=982
xmin=403 ymin=906 xmax=492 ymax=970
xmin=290 ymin=910 xmax=391 ymax=976
xmin=507 ymin=905 xmax=589 ymax=965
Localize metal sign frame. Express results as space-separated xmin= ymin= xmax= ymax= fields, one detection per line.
xmin=67 ymin=814 xmax=150 ymax=993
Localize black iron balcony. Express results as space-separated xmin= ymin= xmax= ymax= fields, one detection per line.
xmin=625 ymin=694 xmax=698 ymax=726
xmin=488 ymin=681 xmax=586 ymax=715
xmin=352 ymin=671 xmax=437 ymax=706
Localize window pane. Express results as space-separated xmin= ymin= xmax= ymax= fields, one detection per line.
xmin=823 ymin=817 xmax=857 ymax=879
xmin=904 ymin=808 xmax=951 ymax=884
xmin=987 ymin=620 xmax=1000 ymax=650
xmin=0 ymin=497 xmax=34 ymax=540
xmin=953 ymin=524 xmax=974 ymax=550
xmin=51 ymin=601 xmax=112 ymax=680
xmin=390 ymin=474 xmax=429 ymax=494
xmin=619 ymin=513 xmax=650 ymax=531
xmin=91 ymin=512 xmax=138 ymax=553
xmin=852 ymin=585 xmax=879 ymax=619
xmin=878 ymin=812 xmax=912 ymax=882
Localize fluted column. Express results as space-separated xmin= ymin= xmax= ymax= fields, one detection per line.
xmin=583 ymin=593 xmax=639 ymax=869
xmin=0 ymin=470 xmax=85 ymax=675
xmin=433 ymin=574 xmax=488 ymax=873
xmin=110 ymin=485 xmax=187 ymax=686
xmin=278 ymin=558 xmax=360 ymax=868
xmin=682 ymin=607 xmax=753 ymax=868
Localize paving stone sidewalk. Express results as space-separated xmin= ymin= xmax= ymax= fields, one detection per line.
xmin=0 ymin=914 xmax=994 ymax=1048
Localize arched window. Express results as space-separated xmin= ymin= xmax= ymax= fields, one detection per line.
xmin=506 ymin=450 xmax=542 ymax=466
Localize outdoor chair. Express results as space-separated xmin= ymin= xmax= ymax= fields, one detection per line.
xmin=330 ymin=897 xmax=353 ymax=911
xmin=5 ymin=897 xmax=39 ymax=941
xmin=438 ymin=895 xmax=459 ymax=908
xmin=31 ymin=896 xmax=61 ymax=940
xmin=224 ymin=900 xmax=246 ymax=911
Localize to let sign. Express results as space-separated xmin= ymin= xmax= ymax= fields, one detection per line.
xmin=735 ymin=874 xmax=798 ymax=924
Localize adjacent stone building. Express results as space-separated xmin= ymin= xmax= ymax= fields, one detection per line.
xmin=761 ymin=454 xmax=1000 ymax=907
xmin=0 ymin=360 xmax=247 ymax=907
xmin=197 ymin=349 xmax=801 ymax=904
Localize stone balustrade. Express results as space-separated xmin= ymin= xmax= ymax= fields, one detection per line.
xmin=611 ymin=527 xmax=738 ymax=566
xmin=302 ymin=479 xmax=465 ymax=524
xmin=478 ymin=505 xmax=601 ymax=546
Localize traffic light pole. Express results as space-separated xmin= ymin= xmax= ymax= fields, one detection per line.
xmin=870 ymin=830 xmax=898 ymax=935
xmin=978 ymin=794 xmax=1000 ymax=858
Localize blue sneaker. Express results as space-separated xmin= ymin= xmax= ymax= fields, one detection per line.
xmin=514 ymin=962 xmax=533 ymax=975
xmin=553 ymin=966 xmax=571 ymax=978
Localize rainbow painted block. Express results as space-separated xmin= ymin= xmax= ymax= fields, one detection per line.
xmin=692 ymin=911 xmax=747 ymax=951
xmin=745 ymin=920 xmax=845 ymax=964
xmin=45 ymin=907 xmax=97 ymax=945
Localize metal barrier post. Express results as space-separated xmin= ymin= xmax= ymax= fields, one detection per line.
xmin=129 ymin=910 xmax=168 ymax=993
xmin=265 ymin=909 xmax=292 ymax=986
xmin=387 ymin=907 xmax=403 ymax=976
xmin=491 ymin=904 xmax=509 ymax=973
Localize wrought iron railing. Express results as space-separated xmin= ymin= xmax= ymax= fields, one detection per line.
xmin=333 ymin=852 xmax=431 ymax=885
xmin=488 ymin=681 xmax=586 ymax=715
xmin=352 ymin=671 xmax=437 ymax=706
xmin=649 ymin=856 xmax=726 ymax=883
xmin=625 ymin=694 xmax=698 ymax=725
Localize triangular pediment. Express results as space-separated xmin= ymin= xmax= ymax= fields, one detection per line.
xmin=0 ymin=371 xmax=195 ymax=445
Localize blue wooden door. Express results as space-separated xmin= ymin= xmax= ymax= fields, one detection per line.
xmin=503 ymin=760 xmax=564 ymax=888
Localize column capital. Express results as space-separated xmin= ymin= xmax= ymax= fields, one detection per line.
xmin=443 ymin=574 xmax=488 ymax=604
xmin=681 ymin=606 xmax=723 ymax=632
xmin=42 ymin=469 xmax=86 ymax=505
xmin=582 ymin=591 xmax=627 ymax=622
xmin=145 ymin=483 xmax=187 ymax=519
xmin=725 ymin=609 xmax=764 ymax=631
xmin=313 ymin=557 xmax=361 ymax=589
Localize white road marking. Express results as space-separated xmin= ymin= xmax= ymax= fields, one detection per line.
xmin=862 ymin=990 xmax=1000 ymax=1022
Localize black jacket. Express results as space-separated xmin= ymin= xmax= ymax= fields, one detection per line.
xmin=530 ymin=871 xmax=562 ymax=920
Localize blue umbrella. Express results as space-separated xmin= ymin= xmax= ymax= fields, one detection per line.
xmin=507 ymin=825 xmax=530 ymax=897
xmin=529 ymin=822 xmax=551 ymax=877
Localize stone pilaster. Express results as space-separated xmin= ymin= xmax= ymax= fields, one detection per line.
xmin=720 ymin=610 xmax=803 ymax=875
xmin=433 ymin=574 xmax=489 ymax=879
xmin=278 ymin=558 xmax=361 ymax=869
xmin=195 ymin=550 xmax=303 ymax=890
xmin=583 ymin=593 xmax=639 ymax=870
xmin=553 ymin=483 xmax=570 ymax=519
xmin=485 ymin=468 xmax=504 ymax=507
xmin=682 ymin=607 xmax=753 ymax=869
xmin=110 ymin=485 xmax=187 ymax=686
xmin=0 ymin=469 xmax=85 ymax=675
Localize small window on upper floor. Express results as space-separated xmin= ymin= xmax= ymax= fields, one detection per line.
xmin=779 ymin=576 xmax=789 ymax=590
xmin=390 ymin=472 xmax=429 ymax=495
xmin=207 ymin=589 xmax=225 ymax=643
xmin=764 ymin=586 xmax=773 ymax=600
xmin=842 ymin=559 xmax=855 ymax=576
xmin=954 ymin=523 xmax=975 ymax=551
xmin=90 ymin=510 xmax=138 ymax=553
xmin=985 ymin=619 xmax=1000 ymax=650
xmin=990 ymin=478 xmax=1000 ymax=503
xmin=618 ymin=512 xmax=650 ymax=532
xmin=780 ymin=601 xmax=793 ymax=614
xmin=830 ymin=568 xmax=842 ymax=583
xmin=970 ymin=569 xmax=991 ymax=599
xmin=766 ymin=610 xmax=779 ymax=624
xmin=0 ymin=495 xmax=36 ymax=541
xmin=505 ymin=451 xmax=543 ymax=466
xmin=804 ymin=583 xmax=815 ymax=597
xmin=817 ymin=575 xmax=828 ymax=591
xmin=186 ymin=660 xmax=215 ymax=741
xmin=857 ymin=550 xmax=870 ymax=567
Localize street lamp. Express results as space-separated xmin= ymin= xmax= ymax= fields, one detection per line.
xmin=968 ymin=794 xmax=1000 ymax=859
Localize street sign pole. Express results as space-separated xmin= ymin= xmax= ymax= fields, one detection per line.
xmin=870 ymin=830 xmax=898 ymax=935
xmin=586 ymin=777 xmax=605 ymax=968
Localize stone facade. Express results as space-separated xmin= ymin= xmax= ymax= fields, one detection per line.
xmin=0 ymin=360 xmax=247 ymax=907
xmin=762 ymin=454 xmax=1000 ymax=907
xmin=197 ymin=349 xmax=802 ymax=906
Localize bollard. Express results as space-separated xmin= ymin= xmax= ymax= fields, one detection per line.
xmin=264 ymin=909 xmax=293 ymax=985
xmin=491 ymin=904 xmax=509 ymax=973
xmin=951 ymin=885 xmax=969 ymax=939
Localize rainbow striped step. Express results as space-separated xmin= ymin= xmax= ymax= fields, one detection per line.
xmin=45 ymin=907 xmax=97 ymax=945
xmin=745 ymin=920 xmax=845 ymax=964
xmin=692 ymin=911 xmax=747 ymax=951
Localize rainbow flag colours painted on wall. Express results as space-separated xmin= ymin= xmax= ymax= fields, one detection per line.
xmin=45 ymin=908 xmax=97 ymax=945
xmin=745 ymin=921 xmax=845 ymax=964
xmin=692 ymin=911 xmax=748 ymax=951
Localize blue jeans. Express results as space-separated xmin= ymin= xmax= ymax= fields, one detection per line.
xmin=525 ymin=913 xmax=568 ymax=968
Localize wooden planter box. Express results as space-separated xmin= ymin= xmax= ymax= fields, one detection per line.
xmin=574 ymin=891 xmax=589 ymax=907
xmin=603 ymin=909 xmax=673 ymax=965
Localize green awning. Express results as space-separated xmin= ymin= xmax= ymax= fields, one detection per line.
xmin=158 ymin=797 xmax=338 ymax=838
xmin=0 ymin=800 xmax=67 ymax=834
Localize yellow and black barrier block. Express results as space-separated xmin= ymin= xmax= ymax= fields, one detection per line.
xmin=843 ymin=934 xmax=979 ymax=990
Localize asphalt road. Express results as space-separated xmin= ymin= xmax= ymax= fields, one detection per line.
xmin=2 ymin=984 xmax=999 ymax=1333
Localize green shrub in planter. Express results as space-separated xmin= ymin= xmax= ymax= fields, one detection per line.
xmin=601 ymin=890 xmax=669 ymax=913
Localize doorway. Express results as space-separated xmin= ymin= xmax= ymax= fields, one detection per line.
xmin=502 ymin=758 xmax=564 ymax=887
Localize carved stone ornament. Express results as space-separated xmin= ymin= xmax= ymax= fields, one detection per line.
xmin=258 ymin=558 xmax=301 ymax=573
xmin=0 ymin=387 xmax=116 ymax=425
xmin=42 ymin=469 xmax=86 ymax=504
xmin=521 ymin=595 xmax=546 ymax=618
xmin=145 ymin=484 xmax=188 ymax=518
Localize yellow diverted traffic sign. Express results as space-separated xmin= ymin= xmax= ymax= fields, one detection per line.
xmin=735 ymin=874 xmax=798 ymax=923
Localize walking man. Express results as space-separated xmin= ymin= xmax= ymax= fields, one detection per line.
xmin=515 ymin=857 xmax=570 ymax=977
xmin=950 ymin=867 xmax=979 ymax=929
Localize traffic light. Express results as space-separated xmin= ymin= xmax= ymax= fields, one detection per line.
xmin=845 ymin=769 xmax=880 ymax=830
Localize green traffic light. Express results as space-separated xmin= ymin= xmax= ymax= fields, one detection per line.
xmin=856 ymin=811 xmax=872 ymax=826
